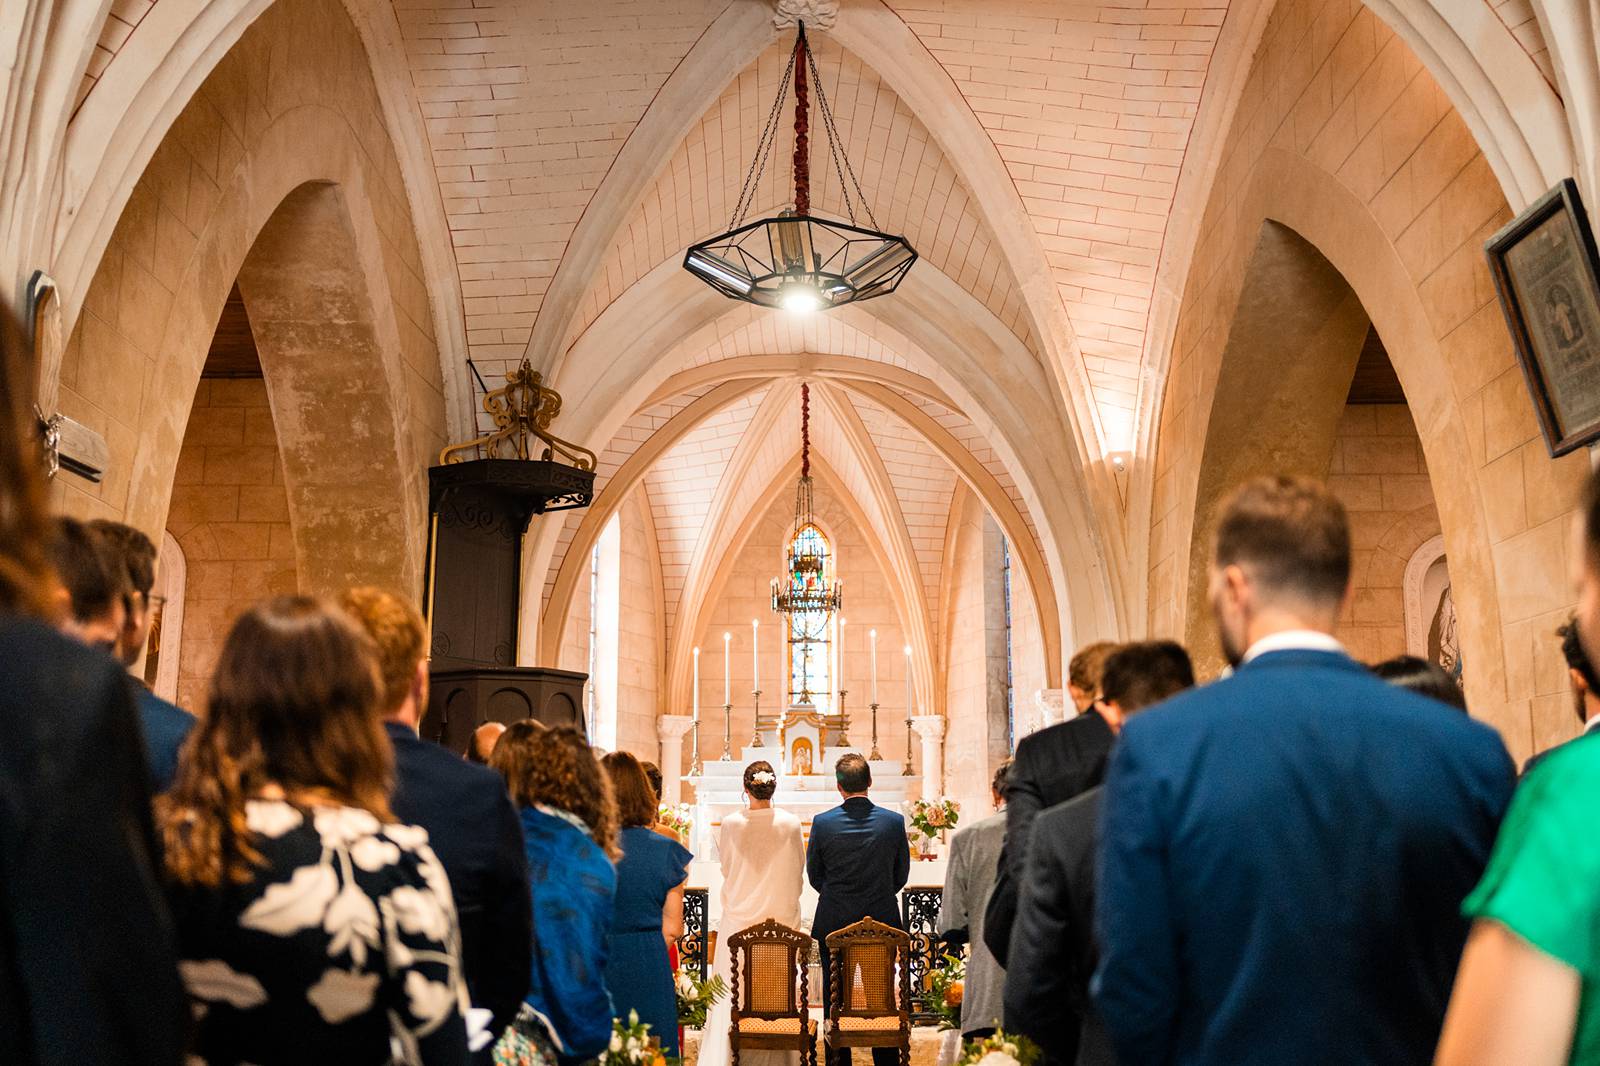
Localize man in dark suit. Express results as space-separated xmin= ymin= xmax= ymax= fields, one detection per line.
xmin=340 ymin=588 xmax=532 ymax=1058
xmin=1525 ymin=618 xmax=1600 ymax=772
xmin=808 ymin=753 xmax=911 ymax=1066
xmin=983 ymin=642 xmax=1119 ymax=966
xmin=1093 ymin=476 xmax=1516 ymax=1066
xmin=90 ymin=520 xmax=196 ymax=792
xmin=1004 ymin=641 xmax=1195 ymax=1066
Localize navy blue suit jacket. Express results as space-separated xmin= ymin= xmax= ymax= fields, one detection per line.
xmin=385 ymin=722 xmax=532 ymax=1038
xmin=807 ymin=796 xmax=910 ymax=939
xmin=135 ymin=686 xmax=194 ymax=794
xmin=1093 ymin=649 xmax=1515 ymax=1066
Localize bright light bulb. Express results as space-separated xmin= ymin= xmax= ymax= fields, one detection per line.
xmin=779 ymin=281 xmax=822 ymax=313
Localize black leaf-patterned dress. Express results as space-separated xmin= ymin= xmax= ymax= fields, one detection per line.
xmin=167 ymin=800 xmax=469 ymax=1065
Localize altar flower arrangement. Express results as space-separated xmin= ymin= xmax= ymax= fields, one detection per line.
xmin=656 ymin=803 xmax=692 ymax=842
xmin=927 ymin=954 xmax=966 ymax=1030
xmin=956 ymin=1029 xmax=1040 ymax=1066
xmin=910 ymin=797 xmax=960 ymax=838
xmin=601 ymin=1011 xmax=664 ymax=1066
xmin=673 ymin=967 xmax=727 ymax=1030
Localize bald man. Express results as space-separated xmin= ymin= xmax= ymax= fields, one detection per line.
xmin=469 ymin=721 xmax=507 ymax=764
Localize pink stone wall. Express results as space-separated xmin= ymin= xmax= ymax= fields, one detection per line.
xmin=1146 ymin=0 xmax=1590 ymax=761
xmin=1326 ymin=404 xmax=1440 ymax=665
xmin=165 ymin=378 xmax=297 ymax=709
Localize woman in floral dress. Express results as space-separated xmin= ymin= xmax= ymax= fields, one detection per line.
xmin=159 ymin=596 xmax=468 ymax=1065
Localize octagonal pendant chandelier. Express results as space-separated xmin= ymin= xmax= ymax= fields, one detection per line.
xmin=683 ymin=22 xmax=917 ymax=313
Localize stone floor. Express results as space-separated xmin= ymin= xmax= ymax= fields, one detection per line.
xmin=681 ymin=1026 xmax=949 ymax=1066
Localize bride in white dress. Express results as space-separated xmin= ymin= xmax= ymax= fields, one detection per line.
xmin=697 ymin=760 xmax=806 ymax=1066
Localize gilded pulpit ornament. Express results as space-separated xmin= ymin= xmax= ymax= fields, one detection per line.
xmin=438 ymin=358 xmax=597 ymax=471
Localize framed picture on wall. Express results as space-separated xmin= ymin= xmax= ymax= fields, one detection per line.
xmin=1485 ymin=178 xmax=1600 ymax=457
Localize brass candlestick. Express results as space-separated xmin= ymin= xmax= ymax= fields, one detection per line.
xmin=721 ymin=702 xmax=733 ymax=761
xmin=749 ymin=689 xmax=764 ymax=747
xmin=869 ymin=701 xmax=882 ymax=761
xmin=690 ymin=718 xmax=704 ymax=775
xmin=835 ymin=688 xmax=850 ymax=746
xmin=904 ymin=711 xmax=914 ymax=776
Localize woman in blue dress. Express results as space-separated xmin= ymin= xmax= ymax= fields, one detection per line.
xmin=600 ymin=752 xmax=693 ymax=1057
xmin=492 ymin=723 xmax=619 ymax=1066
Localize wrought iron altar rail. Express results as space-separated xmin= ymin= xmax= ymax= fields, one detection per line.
xmin=676 ymin=886 xmax=943 ymax=1021
xmin=902 ymin=886 xmax=944 ymax=1025
xmin=678 ymin=888 xmax=709 ymax=981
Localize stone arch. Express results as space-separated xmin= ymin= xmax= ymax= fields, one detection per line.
xmin=233 ymin=181 xmax=420 ymax=591
xmin=1166 ymin=144 xmax=1584 ymax=755
xmin=98 ymin=93 xmax=438 ymax=591
xmin=44 ymin=0 xmax=470 ymax=434
xmin=529 ymin=253 xmax=1117 ymax=674
xmin=538 ymin=358 xmax=1062 ymax=689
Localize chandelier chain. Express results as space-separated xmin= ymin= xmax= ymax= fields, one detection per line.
xmin=805 ymin=44 xmax=875 ymax=229
xmin=793 ymin=30 xmax=810 ymax=215
xmin=730 ymin=45 xmax=797 ymax=230
xmin=800 ymin=382 xmax=811 ymax=479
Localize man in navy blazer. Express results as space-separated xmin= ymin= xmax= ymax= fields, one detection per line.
xmin=808 ymin=753 xmax=911 ymax=1066
xmin=1093 ymin=476 xmax=1515 ymax=1066
xmin=341 ymin=589 xmax=532 ymax=1060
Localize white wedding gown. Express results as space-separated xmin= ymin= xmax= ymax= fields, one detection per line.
xmin=696 ymin=805 xmax=806 ymax=1066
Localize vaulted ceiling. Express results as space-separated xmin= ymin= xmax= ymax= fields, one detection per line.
xmin=48 ymin=0 xmax=1568 ymax=679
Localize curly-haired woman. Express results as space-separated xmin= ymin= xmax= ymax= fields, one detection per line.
xmin=599 ymin=751 xmax=693 ymax=1057
xmin=160 ymin=596 xmax=468 ymax=1065
xmin=696 ymin=759 xmax=806 ymax=1066
xmin=492 ymin=724 xmax=619 ymax=1066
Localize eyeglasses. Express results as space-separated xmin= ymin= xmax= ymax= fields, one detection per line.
xmin=146 ymin=594 xmax=168 ymax=610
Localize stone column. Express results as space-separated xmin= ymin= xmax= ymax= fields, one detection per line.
xmin=909 ymin=715 xmax=946 ymax=800
xmin=657 ymin=715 xmax=695 ymax=805
xmin=1033 ymin=689 xmax=1068 ymax=733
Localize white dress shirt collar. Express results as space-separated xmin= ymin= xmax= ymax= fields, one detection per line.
xmin=1585 ymin=715 xmax=1600 ymax=735
xmin=1241 ymin=629 xmax=1347 ymax=664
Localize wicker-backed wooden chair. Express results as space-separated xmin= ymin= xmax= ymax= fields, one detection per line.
xmin=728 ymin=919 xmax=817 ymax=1066
xmin=823 ymin=918 xmax=912 ymax=1066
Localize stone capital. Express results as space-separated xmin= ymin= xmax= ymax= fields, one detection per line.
xmin=1033 ymin=689 xmax=1068 ymax=731
xmin=772 ymin=0 xmax=838 ymax=30
xmin=909 ymin=714 xmax=945 ymax=741
xmin=657 ymin=714 xmax=695 ymax=741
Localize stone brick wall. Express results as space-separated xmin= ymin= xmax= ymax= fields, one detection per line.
xmin=55 ymin=0 xmax=445 ymax=599
xmin=1145 ymin=0 xmax=1590 ymax=761
xmin=1326 ymin=404 xmax=1440 ymax=665
xmin=616 ymin=491 xmax=662 ymax=757
xmin=690 ymin=479 xmax=913 ymax=785
xmin=164 ymin=378 xmax=297 ymax=709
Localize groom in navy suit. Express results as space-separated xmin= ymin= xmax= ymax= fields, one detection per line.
xmin=1093 ymin=476 xmax=1515 ymax=1066
xmin=809 ymin=752 xmax=910 ymax=1066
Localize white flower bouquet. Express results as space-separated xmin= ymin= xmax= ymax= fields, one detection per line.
xmin=600 ymin=1011 xmax=663 ymax=1066
xmin=656 ymin=803 xmax=692 ymax=841
xmin=672 ymin=967 xmax=727 ymax=1030
xmin=956 ymin=1029 xmax=1040 ymax=1066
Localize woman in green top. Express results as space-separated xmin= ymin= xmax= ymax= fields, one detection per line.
xmin=1437 ymin=477 xmax=1600 ymax=1066
xmin=1435 ymin=735 xmax=1600 ymax=1066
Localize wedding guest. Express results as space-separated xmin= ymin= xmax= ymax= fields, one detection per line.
xmin=339 ymin=587 xmax=531 ymax=1056
xmin=1372 ymin=654 xmax=1467 ymax=712
xmin=90 ymin=519 xmax=196 ymax=791
xmin=984 ymin=641 xmax=1123 ymax=966
xmin=938 ymin=759 xmax=1013 ymax=1038
xmin=1434 ymin=475 xmax=1600 ymax=1066
xmin=600 ymin=750 xmax=692 ymax=1057
xmin=1094 ymin=476 xmax=1514 ymax=1066
xmin=467 ymin=721 xmax=506 ymax=764
xmin=45 ymin=515 xmax=125 ymax=655
xmin=492 ymin=723 xmax=618 ymax=1065
xmin=696 ymin=759 xmax=806 ymax=1066
xmin=1005 ymin=641 xmax=1194 ymax=1066
xmin=809 ymin=753 xmax=910 ymax=1066
xmin=0 ymin=308 xmax=186 ymax=1066
xmin=1067 ymin=642 xmax=1117 ymax=713
xmin=1524 ymin=618 xmax=1600 ymax=773
xmin=160 ymin=595 xmax=468 ymax=1065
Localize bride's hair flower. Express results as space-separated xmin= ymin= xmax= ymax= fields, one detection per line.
xmin=751 ymin=770 xmax=776 ymax=784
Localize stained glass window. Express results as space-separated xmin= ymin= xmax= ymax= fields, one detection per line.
xmin=786 ymin=524 xmax=833 ymax=712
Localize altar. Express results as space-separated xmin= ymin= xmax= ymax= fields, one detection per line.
xmin=680 ymin=703 xmax=937 ymax=926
